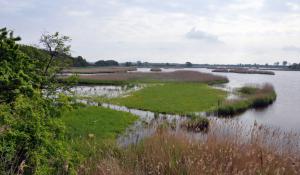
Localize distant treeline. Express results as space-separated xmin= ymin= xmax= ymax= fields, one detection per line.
xmin=19 ymin=45 xmax=300 ymax=70
xmin=17 ymin=46 xmax=195 ymax=68
xmin=289 ymin=63 xmax=300 ymax=70
xmin=95 ymin=60 xmax=119 ymax=66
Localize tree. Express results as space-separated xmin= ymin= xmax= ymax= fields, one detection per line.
xmin=274 ymin=62 xmax=280 ymax=66
xmin=73 ymin=56 xmax=90 ymax=67
xmin=282 ymin=61 xmax=288 ymax=66
xmin=125 ymin=62 xmax=133 ymax=67
xmin=137 ymin=61 xmax=142 ymax=67
xmin=40 ymin=32 xmax=71 ymax=75
xmin=95 ymin=60 xmax=119 ymax=66
xmin=289 ymin=63 xmax=300 ymax=70
xmin=0 ymin=28 xmax=38 ymax=103
xmin=0 ymin=28 xmax=75 ymax=174
xmin=185 ymin=62 xmax=193 ymax=67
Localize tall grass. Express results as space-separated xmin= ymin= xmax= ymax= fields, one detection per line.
xmin=84 ymin=120 xmax=300 ymax=175
xmin=215 ymin=84 xmax=276 ymax=116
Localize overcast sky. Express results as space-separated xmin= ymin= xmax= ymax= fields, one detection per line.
xmin=1 ymin=0 xmax=300 ymax=64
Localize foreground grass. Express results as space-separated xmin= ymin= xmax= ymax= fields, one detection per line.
xmin=108 ymin=83 xmax=226 ymax=114
xmin=86 ymin=121 xmax=300 ymax=175
xmin=62 ymin=106 xmax=138 ymax=162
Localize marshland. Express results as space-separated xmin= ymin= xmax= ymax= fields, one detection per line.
xmin=2 ymin=1 xmax=300 ymax=174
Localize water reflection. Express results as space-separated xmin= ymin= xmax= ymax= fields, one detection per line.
xmin=71 ymin=84 xmax=144 ymax=98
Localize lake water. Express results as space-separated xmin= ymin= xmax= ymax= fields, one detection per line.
xmin=156 ymin=68 xmax=300 ymax=131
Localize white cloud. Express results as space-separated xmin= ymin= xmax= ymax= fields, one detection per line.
xmin=1 ymin=0 xmax=300 ymax=64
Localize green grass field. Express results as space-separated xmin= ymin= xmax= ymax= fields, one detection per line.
xmin=62 ymin=106 xmax=138 ymax=160
xmin=109 ymin=83 xmax=227 ymax=114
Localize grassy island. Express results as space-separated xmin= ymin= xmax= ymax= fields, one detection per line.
xmin=108 ymin=83 xmax=226 ymax=114
xmin=214 ymin=84 xmax=277 ymax=116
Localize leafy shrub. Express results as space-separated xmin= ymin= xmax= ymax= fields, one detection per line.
xmin=0 ymin=28 xmax=77 ymax=174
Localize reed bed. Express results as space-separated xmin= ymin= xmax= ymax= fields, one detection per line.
xmin=82 ymin=120 xmax=300 ymax=175
xmin=75 ymin=70 xmax=228 ymax=84
xmin=212 ymin=68 xmax=275 ymax=75
xmin=215 ymin=84 xmax=277 ymax=116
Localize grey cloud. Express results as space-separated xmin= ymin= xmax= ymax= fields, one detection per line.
xmin=185 ymin=28 xmax=222 ymax=43
xmin=283 ymin=46 xmax=300 ymax=52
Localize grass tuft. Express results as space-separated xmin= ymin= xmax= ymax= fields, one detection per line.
xmin=180 ymin=116 xmax=209 ymax=132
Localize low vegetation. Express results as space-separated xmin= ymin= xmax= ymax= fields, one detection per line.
xmin=70 ymin=70 xmax=229 ymax=85
xmin=150 ymin=68 xmax=162 ymax=72
xmin=180 ymin=116 xmax=209 ymax=132
xmin=108 ymin=83 xmax=226 ymax=114
xmin=62 ymin=106 xmax=138 ymax=164
xmin=212 ymin=68 xmax=275 ymax=75
xmin=83 ymin=120 xmax=300 ymax=175
xmin=215 ymin=84 xmax=277 ymax=116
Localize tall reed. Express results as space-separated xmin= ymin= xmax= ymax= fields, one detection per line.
xmin=82 ymin=119 xmax=300 ymax=175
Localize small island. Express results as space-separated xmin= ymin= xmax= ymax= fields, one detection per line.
xmin=212 ymin=68 xmax=275 ymax=75
xmin=150 ymin=68 xmax=162 ymax=72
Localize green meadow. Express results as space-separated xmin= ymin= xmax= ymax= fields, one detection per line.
xmin=108 ymin=83 xmax=227 ymax=114
xmin=62 ymin=106 xmax=138 ymax=159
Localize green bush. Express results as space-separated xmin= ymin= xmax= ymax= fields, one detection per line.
xmin=0 ymin=94 xmax=75 ymax=174
xmin=0 ymin=28 xmax=77 ymax=174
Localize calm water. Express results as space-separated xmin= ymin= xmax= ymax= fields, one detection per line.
xmin=187 ymin=68 xmax=300 ymax=131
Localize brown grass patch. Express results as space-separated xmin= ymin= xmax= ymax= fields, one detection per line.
xmin=76 ymin=70 xmax=228 ymax=83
